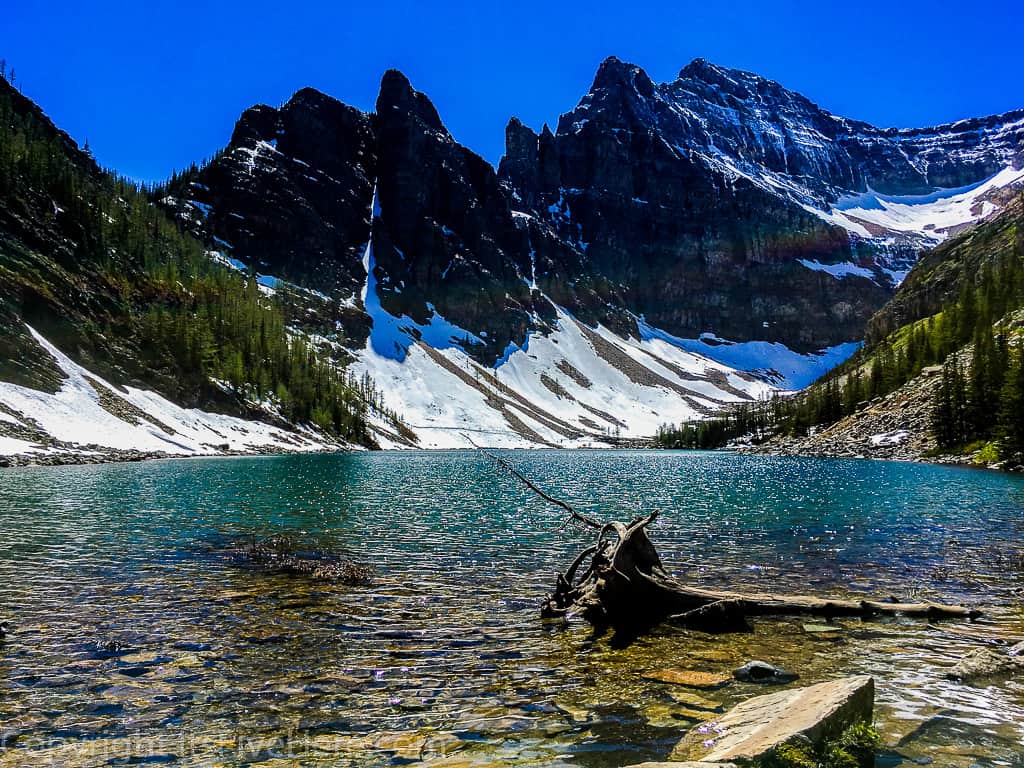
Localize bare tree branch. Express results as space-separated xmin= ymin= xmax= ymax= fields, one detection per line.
xmin=465 ymin=435 xmax=602 ymax=530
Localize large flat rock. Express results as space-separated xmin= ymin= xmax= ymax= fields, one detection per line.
xmin=670 ymin=675 xmax=874 ymax=763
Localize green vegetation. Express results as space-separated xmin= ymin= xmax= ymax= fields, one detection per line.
xmin=788 ymin=239 xmax=1023 ymax=450
xmin=764 ymin=722 xmax=881 ymax=768
xmin=0 ymin=74 xmax=394 ymax=443
xmin=654 ymin=403 xmax=773 ymax=449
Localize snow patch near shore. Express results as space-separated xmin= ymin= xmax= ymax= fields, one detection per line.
xmin=0 ymin=326 xmax=335 ymax=458
xmin=869 ymin=429 xmax=911 ymax=447
xmin=353 ymin=301 xmax=856 ymax=448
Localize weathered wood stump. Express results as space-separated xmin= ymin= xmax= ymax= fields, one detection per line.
xmin=542 ymin=512 xmax=981 ymax=635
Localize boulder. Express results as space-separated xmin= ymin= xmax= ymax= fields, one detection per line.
xmin=670 ymin=675 xmax=874 ymax=763
xmin=732 ymin=660 xmax=799 ymax=685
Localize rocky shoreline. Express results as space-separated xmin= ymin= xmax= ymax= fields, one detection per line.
xmin=739 ymin=365 xmax=941 ymax=463
xmin=0 ymin=443 xmax=351 ymax=469
xmin=737 ymin=364 xmax=1021 ymax=473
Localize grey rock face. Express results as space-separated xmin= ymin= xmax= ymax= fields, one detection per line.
xmin=670 ymin=675 xmax=875 ymax=763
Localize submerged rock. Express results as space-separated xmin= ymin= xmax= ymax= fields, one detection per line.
xmin=666 ymin=690 xmax=725 ymax=712
xmin=947 ymin=640 xmax=1024 ymax=683
xmin=643 ymin=669 xmax=733 ymax=690
xmin=227 ymin=534 xmax=374 ymax=585
xmin=669 ymin=675 xmax=874 ymax=763
xmin=733 ymin=660 xmax=799 ymax=685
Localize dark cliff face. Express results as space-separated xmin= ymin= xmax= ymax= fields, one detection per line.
xmin=164 ymin=57 xmax=1022 ymax=363
xmin=166 ymin=88 xmax=377 ymax=298
xmin=168 ymin=72 xmax=630 ymax=362
xmin=369 ymin=70 xmax=542 ymax=354
xmin=499 ymin=57 xmax=892 ymax=349
xmin=370 ymin=71 xmax=631 ymax=360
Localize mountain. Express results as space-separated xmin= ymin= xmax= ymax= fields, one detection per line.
xmin=500 ymin=57 xmax=1024 ymax=322
xmin=1 ymin=58 xmax=1022 ymax=457
xmin=0 ymin=75 xmax=401 ymax=464
xmin=157 ymin=58 xmax=1022 ymax=447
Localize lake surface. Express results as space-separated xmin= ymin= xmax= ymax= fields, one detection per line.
xmin=0 ymin=450 xmax=1022 ymax=767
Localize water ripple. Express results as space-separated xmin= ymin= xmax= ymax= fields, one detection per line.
xmin=0 ymin=451 xmax=1023 ymax=766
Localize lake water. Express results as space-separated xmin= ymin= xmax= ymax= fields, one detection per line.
xmin=0 ymin=450 xmax=1022 ymax=767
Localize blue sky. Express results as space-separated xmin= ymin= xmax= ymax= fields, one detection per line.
xmin=4 ymin=0 xmax=1023 ymax=183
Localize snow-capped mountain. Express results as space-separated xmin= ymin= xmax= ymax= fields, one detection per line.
xmin=502 ymin=57 xmax=1024 ymax=296
xmin=354 ymin=186 xmax=855 ymax=448
xmin=155 ymin=59 xmax=1022 ymax=447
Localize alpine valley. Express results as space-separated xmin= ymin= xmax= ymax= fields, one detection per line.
xmin=1 ymin=57 xmax=1023 ymax=460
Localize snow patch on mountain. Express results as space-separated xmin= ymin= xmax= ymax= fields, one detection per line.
xmin=0 ymin=326 xmax=339 ymax=459
xmin=798 ymin=259 xmax=876 ymax=280
xmin=830 ymin=166 xmax=1024 ymax=243
xmin=351 ymin=183 xmax=860 ymax=449
xmin=635 ymin=320 xmax=861 ymax=390
xmin=352 ymin=298 xmax=854 ymax=448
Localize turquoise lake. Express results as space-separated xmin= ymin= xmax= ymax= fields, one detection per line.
xmin=0 ymin=450 xmax=1022 ymax=766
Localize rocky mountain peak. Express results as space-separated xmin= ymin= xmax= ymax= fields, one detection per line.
xmin=677 ymin=56 xmax=740 ymax=84
xmin=503 ymin=116 xmax=538 ymax=153
xmin=376 ymin=69 xmax=447 ymax=135
xmin=588 ymin=55 xmax=657 ymax=100
xmin=674 ymin=57 xmax=829 ymax=126
xmin=288 ymin=85 xmax=338 ymax=106
xmin=229 ymin=103 xmax=279 ymax=145
xmin=559 ymin=57 xmax=659 ymax=135
xmin=499 ymin=117 xmax=540 ymax=203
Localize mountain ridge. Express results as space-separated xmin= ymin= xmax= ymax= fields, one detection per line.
xmin=0 ymin=73 xmax=403 ymax=463
xmin=1 ymin=57 xmax=1022 ymax=457
xmin=151 ymin=58 xmax=1022 ymax=447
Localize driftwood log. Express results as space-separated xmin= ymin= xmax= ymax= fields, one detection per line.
xmin=472 ymin=447 xmax=982 ymax=636
xmin=540 ymin=512 xmax=981 ymax=634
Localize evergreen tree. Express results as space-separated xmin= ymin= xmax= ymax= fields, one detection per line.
xmin=999 ymin=340 xmax=1024 ymax=463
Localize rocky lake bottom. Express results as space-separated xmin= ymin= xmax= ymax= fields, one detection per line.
xmin=0 ymin=450 xmax=1022 ymax=766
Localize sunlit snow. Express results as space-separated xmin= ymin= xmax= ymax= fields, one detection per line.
xmin=0 ymin=327 xmax=336 ymax=457
xmin=798 ymin=259 xmax=876 ymax=280
xmin=831 ymin=166 xmax=1024 ymax=243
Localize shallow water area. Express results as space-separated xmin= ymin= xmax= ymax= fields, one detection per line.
xmin=1 ymin=450 xmax=1022 ymax=767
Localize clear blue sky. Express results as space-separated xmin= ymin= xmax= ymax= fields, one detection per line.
xmin=4 ymin=0 xmax=1023 ymax=183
